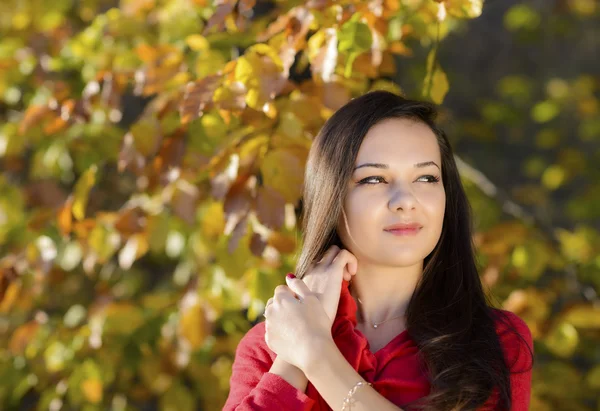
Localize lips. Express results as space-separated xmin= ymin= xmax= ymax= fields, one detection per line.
xmin=384 ymin=222 xmax=423 ymax=231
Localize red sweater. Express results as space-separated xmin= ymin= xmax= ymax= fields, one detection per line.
xmin=223 ymin=279 xmax=534 ymax=410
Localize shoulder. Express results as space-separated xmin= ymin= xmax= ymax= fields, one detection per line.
xmin=490 ymin=308 xmax=534 ymax=373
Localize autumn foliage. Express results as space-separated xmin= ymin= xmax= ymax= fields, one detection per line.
xmin=0 ymin=0 xmax=599 ymax=409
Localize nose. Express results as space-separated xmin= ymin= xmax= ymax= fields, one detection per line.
xmin=388 ymin=184 xmax=417 ymax=212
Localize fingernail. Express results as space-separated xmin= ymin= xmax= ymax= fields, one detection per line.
xmin=286 ymin=273 xmax=295 ymax=280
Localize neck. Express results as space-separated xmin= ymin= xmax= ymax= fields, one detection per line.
xmin=349 ymin=260 xmax=423 ymax=327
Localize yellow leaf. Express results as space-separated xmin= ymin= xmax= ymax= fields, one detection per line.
xmin=0 ymin=280 xmax=21 ymax=313
xmin=186 ymin=34 xmax=210 ymax=51
xmin=200 ymin=201 xmax=225 ymax=239
xmin=88 ymin=224 xmax=120 ymax=263
xmin=544 ymin=322 xmax=579 ymax=358
xmin=72 ymin=165 xmax=98 ymax=221
xmin=541 ymin=165 xmax=566 ymax=190
xmin=585 ymin=364 xmax=600 ymax=390
xmin=103 ymin=302 xmax=145 ymax=334
xmin=81 ymin=378 xmax=103 ymax=403
xmin=561 ymin=304 xmax=600 ymax=329
xmin=234 ymin=55 xmax=259 ymax=87
xmin=531 ymin=100 xmax=559 ymax=123
xmin=423 ymin=48 xmax=449 ymax=104
xmin=179 ymin=300 xmax=208 ymax=349
xmin=260 ymin=148 xmax=305 ymax=203
xmin=556 ymin=227 xmax=595 ymax=264
xmin=44 ymin=341 xmax=68 ymax=373
xmin=430 ymin=65 xmax=449 ymax=104
xmin=247 ymin=44 xmax=283 ymax=68
xmin=445 ymin=0 xmax=484 ymax=19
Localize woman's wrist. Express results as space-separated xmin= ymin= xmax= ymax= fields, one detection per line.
xmin=301 ymin=335 xmax=337 ymax=378
xmin=269 ymin=356 xmax=309 ymax=392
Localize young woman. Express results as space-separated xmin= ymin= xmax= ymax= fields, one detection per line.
xmin=223 ymin=91 xmax=534 ymax=411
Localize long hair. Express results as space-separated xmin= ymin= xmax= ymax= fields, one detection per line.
xmin=295 ymin=90 xmax=532 ymax=410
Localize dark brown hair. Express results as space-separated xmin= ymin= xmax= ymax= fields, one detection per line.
xmin=295 ymin=90 xmax=533 ymax=410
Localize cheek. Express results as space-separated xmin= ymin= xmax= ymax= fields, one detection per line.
xmin=425 ymin=192 xmax=446 ymax=228
xmin=339 ymin=193 xmax=375 ymax=238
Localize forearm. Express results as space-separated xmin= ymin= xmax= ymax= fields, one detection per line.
xmin=269 ymin=357 xmax=309 ymax=392
xmin=304 ymin=339 xmax=404 ymax=411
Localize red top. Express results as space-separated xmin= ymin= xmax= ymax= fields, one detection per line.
xmin=223 ymin=279 xmax=533 ymax=410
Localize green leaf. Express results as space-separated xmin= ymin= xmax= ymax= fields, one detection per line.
xmin=338 ymin=17 xmax=372 ymax=53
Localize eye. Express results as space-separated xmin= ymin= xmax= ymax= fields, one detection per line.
xmin=357 ymin=176 xmax=386 ymax=185
xmin=417 ymin=175 xmax=441 ymax=183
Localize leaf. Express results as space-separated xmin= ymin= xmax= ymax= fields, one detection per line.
xmin=103 ymin=302 xmax=145 ymax=334
xmin=0 ymin=275 xmax=20 ymax=313
xmin=185 ymin=34 xmax=210 ymax=51
xmin=160 ymin=380 xmax=195 ymax=411
xmin=9 ymin=321 xmax=39 ymax=355
xmin=172 ymin=181 xmax=201 ymax=224
xmin=44 ymin=341 xmax=68 ymax=373
xmin=556 ymin=226 xmax=596 ymax=264
xmin=72 ymin=165 xmax=98 ymax=221
xmin=309 ymin=28 xmax=338 ymax=82
xmin=423 ymin=49 xmax=449 ymax=104
xmin=223 ymin=175 xmax=253 ymax=237
xmin=202 ymin=0 xmax=237 ymax=35
xmin=544 ymin=322 xmax=579 ymax=358
xmin=430 ymin=65 xmax=449 ymax=104
xmin=260 ymin=148 xmax=305 ymax=204
xmin=249 ymin=232 xmax=267 ymax=257
xmin=531 ymin=101 xmax=560 ymax=123
xmin=199 ymin=201 xmax=226 ymax=240
xmin=338 ymin=17 xmax=372 ymax=53
xmin=64 ymin=304 xmax=87 ymax=328
xmin=114 ymin=207 xmax=146 ymax=236
xmin=228 ymin=213 xmax=249 ymax=254
xmin=88 ymin=223 xmax=120 ymax=263
xmin=445 ymin=0 xmax=484 ymax=19
xmin=81 ymin=378 xmax=103 ymax=403
xmin=180 ymin=75 xmax=221 ymax=124
xmin=561 ymin=305 xmax=600 ymax=329
xmin=255 ymin=185 xmax=286 ymax=230
xmin=118 ymin=233 xmax=149 ymax=270
xmin=130 ymin=117 xmax=162 ymax=156
xmin=267 ymin=231 xmax=297 ymax=254
xmin=179 ymin=298 xmax=208 ymax=349
xmin=19 ymin=105 xmax=51 ymax=135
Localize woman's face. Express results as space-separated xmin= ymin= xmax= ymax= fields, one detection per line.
xmin=336 ymin=117 xmax=446 ymax=267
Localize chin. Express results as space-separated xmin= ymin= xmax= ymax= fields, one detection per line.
xmin=378 ymin=249 xmax=433 ymax=266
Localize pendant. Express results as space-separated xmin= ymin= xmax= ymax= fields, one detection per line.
xmin=373 ymin=324 xmax=378 ymax=328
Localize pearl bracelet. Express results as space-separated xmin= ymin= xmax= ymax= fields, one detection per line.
xmin=341 ymin=380 xmax=372 ymax=411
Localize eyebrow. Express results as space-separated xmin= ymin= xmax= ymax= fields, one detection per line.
xmin=353 ymin=161 xmax=440 ymax=171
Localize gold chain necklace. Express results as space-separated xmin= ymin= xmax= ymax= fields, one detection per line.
xmin=356 ymin=297 xmax=404 ymax=329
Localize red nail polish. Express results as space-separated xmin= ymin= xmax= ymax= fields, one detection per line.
xmin=286 ymin=273 xmax=295 ymax=279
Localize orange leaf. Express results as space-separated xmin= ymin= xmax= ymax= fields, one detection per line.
xmin=19 ymin=105 xmax=51 ymax=135
xmin=81 ymin=379 xmax=103 ymax=403
xmin=9 ymin=320 xmax=39 ymax=355
xmin=57 ymin=197 xmax=73 ymax=237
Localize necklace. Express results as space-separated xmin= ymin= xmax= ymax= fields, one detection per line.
xmin=356 ymin=297 xmax=404 ymax=329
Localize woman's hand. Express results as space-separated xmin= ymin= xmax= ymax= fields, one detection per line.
xmin=264 ymin=275 xmax=333 ymax=373
xmin=301 ymin=245 xmax=358 ymax=328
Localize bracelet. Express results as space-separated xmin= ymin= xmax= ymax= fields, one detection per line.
xmin=341 ymin=380 xmax=372 ymax=411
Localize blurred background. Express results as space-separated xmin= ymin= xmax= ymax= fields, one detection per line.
xmin=0 ymin=0 xmax=599 ymax=409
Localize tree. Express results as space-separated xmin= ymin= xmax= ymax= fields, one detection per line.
xmin=0 ymin=0 xmax=598 ymax=409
